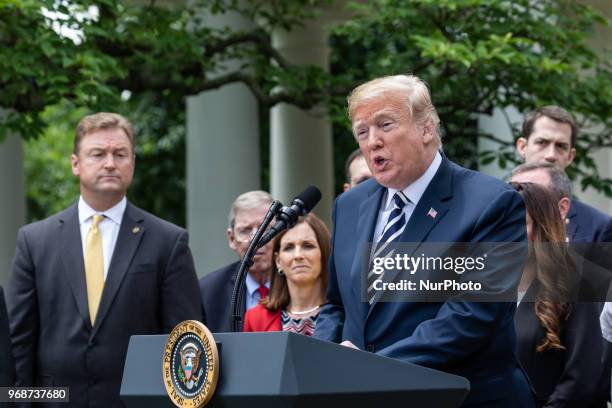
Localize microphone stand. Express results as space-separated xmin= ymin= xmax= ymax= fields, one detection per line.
xmin=230 ymin=200 xmax=283 ymax=332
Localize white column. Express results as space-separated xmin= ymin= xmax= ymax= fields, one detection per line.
xmin=477 ymin=106 xmax=522 ymax=179
xmin=271 ymin=21 xmax=334 ymax=226
xmin=187 ymin=10 xmax=260 ymax=276
xmin=0 ymin=134 xmax=25 ymax=286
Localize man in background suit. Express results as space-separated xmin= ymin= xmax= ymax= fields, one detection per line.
xmin=7 ymin=112 xmax=201 ymax=407
xmin=516 ymin=105 xmax=612 ymax=243
xmin=314 ymin=75 xmax=534 ymax=407
xmin=510 ymin=162 xmax=611 ymax=293
xmin=343 ymin=148 xmax=372 ymax=192
xmin=199 ymin=191 xmax=274 ymax=332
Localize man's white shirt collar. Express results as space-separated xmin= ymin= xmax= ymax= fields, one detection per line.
xmin=78 ymin=196 xmax=127 ymax=225
xmin=383 ymin=151 xmax=442 ymax=210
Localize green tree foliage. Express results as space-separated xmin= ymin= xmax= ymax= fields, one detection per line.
xmin=330 ymin=0 xmax=611 ymax=193
xmin=24 ymin=103 xmax=83 ymax=221
xmin=5 ymin=0 xmax=334 ymax=223
xmin=127 ymin=93 xmax=187 ymax=225
xmin=3 ymin=0 xmax=611 ymax=223
xmin=0 ymin=0 xmax=121 ymax=141
xmin=0 ymin=0 xmax=336 ymax=142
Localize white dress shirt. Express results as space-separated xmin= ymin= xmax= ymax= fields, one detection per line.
xmin=372 ymin=151 xmax=442 ymax=242
xmin=78 ymin=196 xmax=127 ymax=281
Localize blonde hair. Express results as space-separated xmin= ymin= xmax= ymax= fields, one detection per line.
xmin=348 ymin=75 xmax=441 ymax=143
xmin=75 ymin=112 xmax=135 ymax=154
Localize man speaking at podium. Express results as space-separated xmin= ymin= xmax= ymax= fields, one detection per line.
xmin=314 ymin=75 xmax=534 ymax=407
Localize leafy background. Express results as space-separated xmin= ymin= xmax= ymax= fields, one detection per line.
xmin=2 ymin=0 xmax=609 ymax=224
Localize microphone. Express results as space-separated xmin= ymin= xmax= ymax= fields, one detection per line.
xmin=258 ymin=185 xmax=321 ymax=248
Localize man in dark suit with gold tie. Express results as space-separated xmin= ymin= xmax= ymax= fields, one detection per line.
xmin=7 ymin=112 xmax=202 ymax=407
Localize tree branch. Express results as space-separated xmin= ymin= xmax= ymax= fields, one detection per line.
xmin=478 ymin=132 xmax=514 ymax=147
xmin=203 ymin=29 xmax=292 ymax=70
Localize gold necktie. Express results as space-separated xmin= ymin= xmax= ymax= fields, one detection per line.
xmin=85 ymin=214 xmax=104 ymax=325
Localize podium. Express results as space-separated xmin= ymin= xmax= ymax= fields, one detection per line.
xmin=121 ymin=332 xmax=469 ymax=407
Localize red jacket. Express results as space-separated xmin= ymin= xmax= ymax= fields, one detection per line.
xmin=243 ymin=303 xmax=282 ymax=332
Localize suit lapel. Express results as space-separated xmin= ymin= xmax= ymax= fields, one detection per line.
xmin=59 ymin=205 xmax=91 ymax=328
xmin=367 ymin=157 xmax=454 ymax=316
xmin=92 ymin=202 xmax=144 ymax=336
xmin=400 ymin=194 xmax=449 ymax=246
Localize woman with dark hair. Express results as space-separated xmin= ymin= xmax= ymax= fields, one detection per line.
xmin=243 ymin=213 xmax=330 ymax=336
xmin=511 ymin=181 xmax=602 ymax=407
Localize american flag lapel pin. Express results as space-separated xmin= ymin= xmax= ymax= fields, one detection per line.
xmin=427 ymin=208 xmax=438 ymax=219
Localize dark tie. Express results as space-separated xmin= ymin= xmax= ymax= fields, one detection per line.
xmin=367 ymin=192 xmax=410 ymax=304
xmin=257 ymin=285 xmax=269 ymax=300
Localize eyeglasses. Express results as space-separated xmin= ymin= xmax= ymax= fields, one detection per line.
xmin=234 ymin=226 xmax=258 ymax=243
xmin=233 ymin=223 xmax=275 ymax=243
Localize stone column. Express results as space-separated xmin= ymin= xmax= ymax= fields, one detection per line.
xmin=270 ymin=21 xmax=334 ymax=226
xmin=477 ymin=106 xmax=522 ymax=179
xmin=0 ymin=134 xmax=25 ymax=286
xmin=186 ymin=10 xmax=260 ymax=276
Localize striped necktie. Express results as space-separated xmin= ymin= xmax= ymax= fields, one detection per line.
xmin=367 ymin=192 xmax=410 ymax=304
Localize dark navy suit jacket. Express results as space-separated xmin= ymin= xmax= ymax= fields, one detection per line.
xmin=199 ymin=261 xmax=245 ymax=333
xmin=567 ymin=200 xmax=612 ymax=298
xmin=315 ymin=157 xmax=534 ymax=407
xmin=566 ymin=200 xmax=612 ymax=243
xmin=516 ymin=281 xmax=603 ymax=407
xmin=566 ymin=200 xmax=612 ymax=408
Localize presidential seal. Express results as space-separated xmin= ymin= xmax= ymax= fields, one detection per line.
xmin=163 ymin=321 xmax=219 ymax=408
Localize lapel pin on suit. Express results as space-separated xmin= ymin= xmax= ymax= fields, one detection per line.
xmin=132 ymin=227 xmax=140 ymax=234
xmin=427 ymin=208 xmax=438 ymax=219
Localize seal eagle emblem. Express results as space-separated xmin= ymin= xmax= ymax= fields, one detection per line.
xmin=180 ymin=342 xmax=202 ymax=389
xmin=163 ymin=320 xmax=219 ymax=408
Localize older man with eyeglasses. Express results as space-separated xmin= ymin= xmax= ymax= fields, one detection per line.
xmin=199 ymin=191 xmax=275 ymax=333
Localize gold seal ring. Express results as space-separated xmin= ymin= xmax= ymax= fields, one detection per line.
xmin=163 ymin=320 xmax=219 ymax=407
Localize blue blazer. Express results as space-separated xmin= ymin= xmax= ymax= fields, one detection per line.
xmin=315 ymin=157 xmax=534 ymax=407
xmin=566 ymin=200 xmax=612 ymax=243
